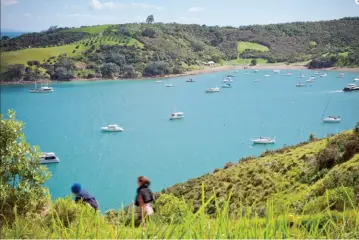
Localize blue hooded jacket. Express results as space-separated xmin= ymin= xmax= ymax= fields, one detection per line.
xmin=75 ymin=190 xmax=99 ymax=210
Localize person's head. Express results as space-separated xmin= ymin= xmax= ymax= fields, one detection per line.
xmin=137 ymin=176 xmax=150 ymax=187
xmin=71 ymin=183 xmax=82 ymax=195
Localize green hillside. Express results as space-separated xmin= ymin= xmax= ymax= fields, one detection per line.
xmin=1 ymin=17 xmax=359 ymax=82
xmin=1 ymin=111 xmax=358 ymax=238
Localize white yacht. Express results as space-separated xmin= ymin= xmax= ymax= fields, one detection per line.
xmin=273 ymin=69 xmax=280 ymax=73
xmin=306 ymin=76 xmax=316 ymax=82
xmin=222 ymin=83 xmax=232 ymax=88
xmin=223 ymin=77 xmax=233 ymax=82
xmin=30 ymin=82 xmax=54 ymax=93
xmin=165 ymin=84 xmax=176 ymax=87
xmin=251 ymin=136 xmax=276 ymax=144
xmin=254 ymin=70 xmax=259 ymax=73
xmin=314 ymin=71 xmax=321 ymax=75
xmin=101 ymin=124 xmax=123 ymax=132
xmin=205 ymin=87 xmax=220 ymax=93
xmin=254 ymin=79 xmax=261 ymax=82
xmin=155 ymin=80 xmax=162 ymax=83
xmin=264 ymin=74 xmax=270 ymax=77
xmin=320 ymin=73 xmax=327 ymax=77
xmin=322 ymin=116 xmax=341 ymax=123
xmin=337 ymin=73 xmax=345 ymax=78
xmin=284 ymin=72 xmax=292 ymax=76
xmin=354 ymin=77 xmax=359 ymax=82
xmin=40 ymin=152 xmax=60 ymax=164
xmin=343 ymin=84 xmax=359 ymax=92
xmin=170 ymin=112 xmax=184 ymax=120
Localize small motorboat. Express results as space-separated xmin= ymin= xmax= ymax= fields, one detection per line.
xmin=254 ymin=70 xmax=259 ymax=73
xmin=343 ymin=84 xmax=359 ymax=92
xmin=320 ymin=74 xmax=327 ymax=77
xmin=337 ymin=73 xmax=345 ymax=78
xmin=101 ymin=124 xmax=123 ymax=132
xmin=186 ymin=79 xmax=195 ymax=82
xmin=223 ymin=77 xmax=233 ymax=82
xmin=251 ymin=136 xmax=276 ymax=144
xmin=155 ymin=80 xmax=162 ymax=83
xmin=296 ymin=82 xmax=307 ymax=87
xmin=254 ymin=79 xmax=261 ymax=82
xmin=205 ymin=87 xmax=220 ymax=93
xmin=273 ymin=69 xmax=280 ymax=73
xmin=264 ymin=74 xmax=270 ymax=77
xmin=170 ymin=112 xmax=184 ymax=120
xmin=322 ymin=116 xmax=341 ymax=123
xmin=284 ymin=72 xmax=292 ymax=76
xmin=40 ymin=152 xmax=60 ymax=164
xmin=306 ymin=76 xmax=316 ymax=82
xmin=222 ymin=83 xmax=232 ymax=88
xmin=314 ymin=71 xmax=321 ymax=75
xmin=354 ymin=77 xmax=359 ymax=82
xmin=165 ymin=84 xmax=176 ymax=87
xmin=245 ymin=72 xmax=251 ymax=75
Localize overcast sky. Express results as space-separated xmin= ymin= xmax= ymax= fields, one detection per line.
xmin=1 ymin=0 xmax=358 ymax=32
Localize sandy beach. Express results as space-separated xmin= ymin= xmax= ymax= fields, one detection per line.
xmin=1 ymin=64 xmax=359 ymax=86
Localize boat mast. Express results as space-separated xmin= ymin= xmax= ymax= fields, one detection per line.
xmin=321 ymin=96 xmax=331 ymax=120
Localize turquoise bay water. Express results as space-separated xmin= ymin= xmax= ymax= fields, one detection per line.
xmin=1 ymin=69 xmax=359 ymax=210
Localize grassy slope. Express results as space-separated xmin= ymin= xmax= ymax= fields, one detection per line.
xmin=237 ymin=41 xmax=269 ymax=55
xmin=63 ymin=25 xmax=113 ymax=34
xmin=164 ymin=131 xmax=359 ymax=216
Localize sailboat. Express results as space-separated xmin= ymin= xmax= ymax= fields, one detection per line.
xmin=296 ymin=79 xmax=307 ymax=87
xmin=251 ymin=121 xmax=276 ymax=144
xmin=30 ymin=80 xmax=54 ymax=93
xmin=298 ymin=72 xmax=305 ymax=78
xmin=321 ymin=96 xmax=341 ymax=123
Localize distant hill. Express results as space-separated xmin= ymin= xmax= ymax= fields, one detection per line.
xmin=1 ymin=17 xmax=358 ymax=81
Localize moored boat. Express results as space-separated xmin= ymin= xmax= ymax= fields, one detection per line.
xmin=306 ymin=76 xmax=316 ymax=82
xmin=155 ymin=80 xmax=162 ymax=83
xmin=322 ymin=116 xmax=341 ymax=123
xmin=205 ymin=87 xmax=220 ymax=93
xmin=186 ymin=79 xmax=195 ymax=82
xmin=354 ymin=77 xmax=359 ymax=82
xmin=337 ymin=73 xmax=345 ymax=78
xmin=251 ymin=136 xmax=276 ymax=144
xmin=40 ymin=152 xmax=60 ymax=164
xmin=101 ymin=124 xmax=123 ymax=132
xmin=165 ymin=84 xmax=176 ymax=87
xmin=320 ymin=73 xmax=327 ymax=77
xmin=273 ymin=69 xmax=280 ymax=73
xmin=284 ymin=72 xmax=292 ymax=76
xmin=222 ymin=83 xmax=232 ymax=88
xmin=170 ymin=112 xmax=184 ymax=120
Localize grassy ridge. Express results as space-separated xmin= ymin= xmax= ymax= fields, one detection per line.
xmin=63 ymin=25 xmax=114 ymax=34
xmin=237 ymin=41 xmax=269 ymax=56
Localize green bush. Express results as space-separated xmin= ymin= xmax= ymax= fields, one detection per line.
xmin=152 ymin=194 xmax=192 ymax=224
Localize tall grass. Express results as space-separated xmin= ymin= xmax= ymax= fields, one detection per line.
xmin=1 ymin=186 xmax=358 ymax=239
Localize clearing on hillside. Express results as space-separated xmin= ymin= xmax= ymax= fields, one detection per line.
xmin=63 ymin=25 xmax=113 ymax=34
xmin=237 ymin=41 xmax=269 ymax=58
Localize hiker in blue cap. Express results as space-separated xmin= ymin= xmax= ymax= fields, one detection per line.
xmin=71 ymin=183 xmax=99 ymax=210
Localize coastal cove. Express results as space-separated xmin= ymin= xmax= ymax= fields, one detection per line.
xmin=1 ymin=69 xmax=359 ymax=211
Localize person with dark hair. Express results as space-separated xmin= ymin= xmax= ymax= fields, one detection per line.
xmin=71 ymin=183 xmax=99 ymax=210
xmin=135 ymin=176 xmax=154 ymax=221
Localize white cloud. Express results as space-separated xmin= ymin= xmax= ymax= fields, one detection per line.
xmin=131 ymin=2 xmax=163 ymax=10
xmin=188 ymin=7 xmax=204 ymax=12
xmin=24 ymin=13 xmax=32 ymax=17
xmin=1 ymin=0 xmax=19 ymax=6
xmin=90 ymin=0 xmax=122 ymax=10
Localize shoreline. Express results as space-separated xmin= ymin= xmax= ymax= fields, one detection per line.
xmin=1 ymin=64 xmax=359 ymax=86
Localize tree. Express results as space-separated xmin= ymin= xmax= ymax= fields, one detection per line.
xmin=146 ymin=15 xmax=154 ymax=24
xmin=250 ymin=59 xmax=257 ymax=66
xmin=6 ymin=64 xmax=25 ymax=81
xmin=100 ymin=63 xmax=121 ymax=78
xmin=0 ymin=110 xmax=51 ymax=222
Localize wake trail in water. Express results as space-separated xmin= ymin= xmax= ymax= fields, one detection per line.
xmin=328 ymin=90 xmax=343 ymax=93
